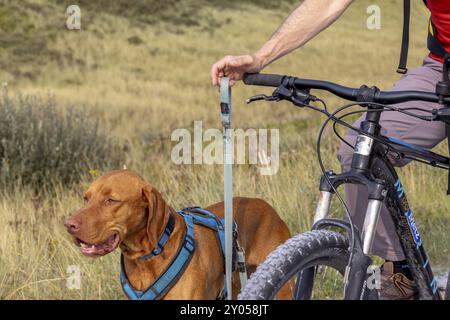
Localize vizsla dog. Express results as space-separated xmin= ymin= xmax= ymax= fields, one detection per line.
xmin=64 ymin=169 xmax=292 ymax=299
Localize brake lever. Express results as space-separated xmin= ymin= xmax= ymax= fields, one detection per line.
xmin=246 ymin=94 xmax=279 ymax=104
xmin=246 ymin=85 xmax=317 ymax=106
xmin=246 ymin=85 xmax=291 ymax=104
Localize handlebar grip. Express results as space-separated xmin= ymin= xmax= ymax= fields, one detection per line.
xmin=243 ymin=73 xmax=284 ymax=87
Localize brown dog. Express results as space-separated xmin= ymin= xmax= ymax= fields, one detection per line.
xmin=64 ymin=169 xmax=292 ymax=299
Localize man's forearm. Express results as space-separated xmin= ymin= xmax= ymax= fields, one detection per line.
xmin=255 ymin=0 xmax=354 ymax=67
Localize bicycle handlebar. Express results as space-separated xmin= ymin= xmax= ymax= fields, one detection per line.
xmin=243 ymin=73 xmax=284 ymax=87
xmin=243 ymin=73 xmax=450 ymax=105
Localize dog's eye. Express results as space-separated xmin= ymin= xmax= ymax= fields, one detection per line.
xmin=83 ymin=196 xmax=89 ymax=203
xmin=105 ymin=198 xmax=120 ymax=205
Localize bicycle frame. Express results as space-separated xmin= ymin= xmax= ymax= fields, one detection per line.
xmin=243 ymin=69 xmax=450 ymax=300
xmin=312 ymin=106 xmax=442 ymax=300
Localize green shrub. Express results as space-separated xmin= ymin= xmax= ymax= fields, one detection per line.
xmin=0 ymin=91 xmax=124 ymax=190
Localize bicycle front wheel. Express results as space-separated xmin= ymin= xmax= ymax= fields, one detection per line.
xmin=238 ymin=230 xmax=352 ymax=300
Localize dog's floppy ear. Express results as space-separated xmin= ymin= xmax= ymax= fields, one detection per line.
xmin=141 ymin=183 xmax=169 ymax=251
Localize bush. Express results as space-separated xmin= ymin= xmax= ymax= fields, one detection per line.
xmin=0 ymin=91 xmax=124 ymax=190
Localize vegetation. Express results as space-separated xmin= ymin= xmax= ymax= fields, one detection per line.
xmin=0 ymin=92 xmax=123 ymax=190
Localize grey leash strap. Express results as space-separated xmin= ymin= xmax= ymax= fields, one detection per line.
xmin=220 ymin=77 xmax=233 ymax=300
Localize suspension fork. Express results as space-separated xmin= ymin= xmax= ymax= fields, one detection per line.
xmin=316 ymin=172 xmax=387 ymax=247
xmin=313 ymin=189 xmax=333 ymax=224
xmin=297 ymin=108 xmax=388 ymax=299
xmin=314 ymin=173 xmax=386 ymax=299
xmin=294 ymin=177 xmax=335 ymax=300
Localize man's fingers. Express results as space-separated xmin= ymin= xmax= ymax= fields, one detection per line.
xmin=211 ymin=55 xmax=252 ymax=86
xmin=210 ymin=64 xmax=217 ymax=86
xmin=211 ymin=58 xmax=228 ymax=86
xmin=211 ymin=63 xmax=220 ymax=86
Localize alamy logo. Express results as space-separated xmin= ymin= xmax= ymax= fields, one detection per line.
xmin=366 ymin=5 xmax=381 ymax=30
xmin=66 ymin=5 xmax=81 ymax=30
xmin=366 ymin=265 xmax=381 ymax=290
xmin=171 ymin=121 xmax=279 ymax=175
xmin=66 ymin=265 xmax=81 ymax=290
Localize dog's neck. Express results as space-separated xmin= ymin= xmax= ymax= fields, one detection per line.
xmin=119 ymin=206 xmax=187 ymax=291
xmin=119 ymin=228 xmax=153 ymax=259
xmin=120 ymin=206 xmax=174 ymax=259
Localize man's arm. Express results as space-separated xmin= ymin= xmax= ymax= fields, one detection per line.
xmin=211 ymin=0 xmax=354 ymax=86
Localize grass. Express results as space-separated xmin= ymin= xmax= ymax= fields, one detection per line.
xmin=0 ymin=0 xmax=448 ymax=299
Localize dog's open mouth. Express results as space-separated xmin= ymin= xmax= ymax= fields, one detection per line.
xmin=75 ymin=233 xmax=120 ymax=257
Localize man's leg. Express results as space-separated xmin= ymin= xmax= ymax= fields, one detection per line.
xmin=337 ymin=56 xmax=445 ymax=297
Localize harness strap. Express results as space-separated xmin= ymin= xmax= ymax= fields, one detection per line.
xmin=139 ymin=213 xmax=176 ymax=261
xmin=398 ymin=0 xmax=450 ymax=73
xmin=120 ymin=213 xmax=196 ymax=300
xmin=182 ymin=207 xmax=225 ymax=231
xmin=397 ymin=0 xmax=410 ymax=74
xmin=180 ymin=207 xmax=241 ymax=299
xmin=180 ymin=207 xmax=238 ymax=271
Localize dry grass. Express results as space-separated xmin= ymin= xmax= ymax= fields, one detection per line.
xmin=0 ymin=0 xmax=448 ymax=299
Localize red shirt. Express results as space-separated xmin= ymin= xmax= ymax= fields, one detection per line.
xmin=427 ymin=0 xmax=450 ymax=63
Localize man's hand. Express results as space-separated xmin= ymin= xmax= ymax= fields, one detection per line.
xmin=211 ymin=54 xmax=264 ymax=87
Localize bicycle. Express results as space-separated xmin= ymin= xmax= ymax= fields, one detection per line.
xmin=237 ymin=60 xmax=450 ymax=300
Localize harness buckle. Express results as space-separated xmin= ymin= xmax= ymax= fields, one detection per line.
xmin=236 ymin=247 xmax=247 ymax=273
xmin=396 ymin=67 xmax=408 ymax=74
xmin=152 ymin=245 xmax=163 ymax=255
xmin=185 ymin=235 xmax=195 ymax=253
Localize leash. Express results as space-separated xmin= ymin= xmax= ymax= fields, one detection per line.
xmin=220 ymin=77 xmax=234 ymax=300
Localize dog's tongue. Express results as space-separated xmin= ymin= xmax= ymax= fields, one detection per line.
xmin=80 ymin=234 xmax=117 ymax=256
xmin=80 ymin=243 xmax=108 ymax=256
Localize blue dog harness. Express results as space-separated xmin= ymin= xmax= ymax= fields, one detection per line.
xmin=120 ymin=207 xmax=237 ymax=300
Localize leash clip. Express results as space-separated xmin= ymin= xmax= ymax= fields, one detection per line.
xmin=220 ymin=77 xmax=232 ymax=129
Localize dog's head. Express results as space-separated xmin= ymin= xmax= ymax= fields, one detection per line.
xmin=64 ymin=170 xmax=168 ymax=257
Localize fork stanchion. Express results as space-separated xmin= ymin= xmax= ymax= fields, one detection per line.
xmin=220 ymin=77 xmax=233 ymax=300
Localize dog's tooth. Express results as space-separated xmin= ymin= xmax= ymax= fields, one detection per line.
xmin=81 ymin=243 xmax=86 ymax=248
